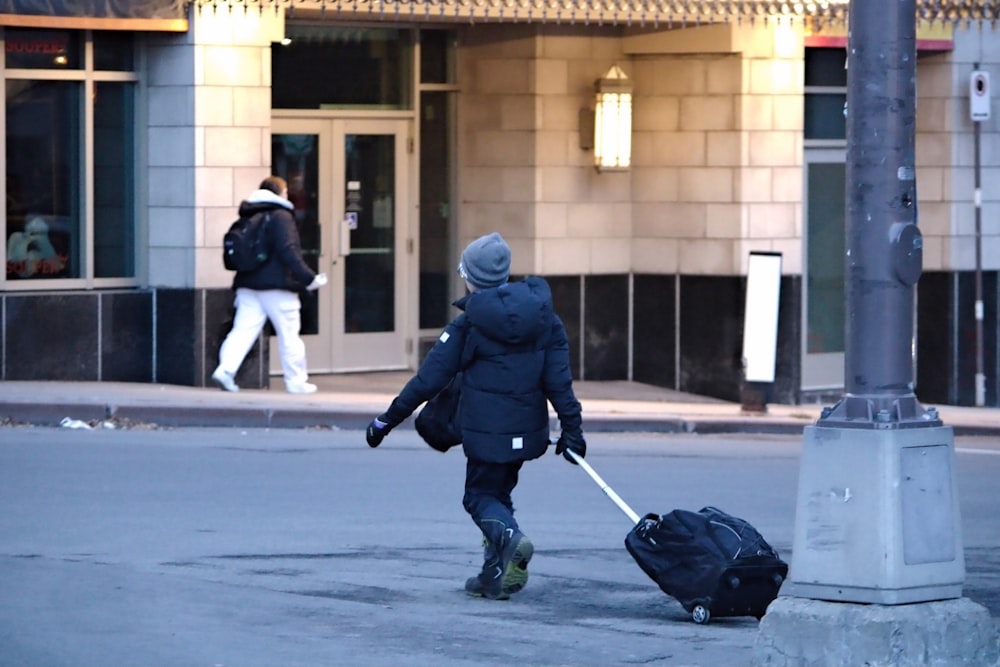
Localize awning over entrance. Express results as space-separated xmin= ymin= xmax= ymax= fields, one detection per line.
xmin=0 ymin=0 xmax=187 ymax=31
xmin=193 ymin=0 xmax=996 ymax=27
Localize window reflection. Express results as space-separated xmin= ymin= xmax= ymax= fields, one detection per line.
xmin=345 ymin=134 xmax=395 ymax=333
xmin=3 ymin=28 xmax=137 ymax=283
xmin=5 ymin=80 xmax=80 ymax=279
xmin=272 ymin=133 xmax=321 ymax=335
xmin=419 ymin=30 xmax=454 ymax=84
xmin=806 ymin=162 xmax=846 ymax=355
xmin=804 ymin=93 xmax=847 ymax=140
xmin=93 ymin=31 xmax=135 ymax=71
xmin=4 ymin=29 xmax=82 ymax=69
xmin=419 ymin=91 xmax=453 ymax=329
xmin=94 ymin=82 xmax=136 ymax=278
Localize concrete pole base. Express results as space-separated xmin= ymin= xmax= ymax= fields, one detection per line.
xmin=753 ymin=596 xmax=999 ymax=667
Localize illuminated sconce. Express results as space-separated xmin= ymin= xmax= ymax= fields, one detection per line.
xmin=593 ymin=64 xmax=632 ymax=172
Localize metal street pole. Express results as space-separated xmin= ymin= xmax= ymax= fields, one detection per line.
xmin=975 ymin=115 xmax=985 ymax=407
xmin=971 ymin=65 xmax=989 ymax=407
xmin=834 ymin=0 xmax=927 ymax=420
xmin=755 ymin=4 xmax=1000 ymax=664
xmin=780 ymin=0 xmax=964 ymax=605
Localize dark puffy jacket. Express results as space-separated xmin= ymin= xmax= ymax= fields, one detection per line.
xmin=232 ymin=189 xmax=315 ymax=292
xmin=383 ymin=276 xmax=582 ymax=463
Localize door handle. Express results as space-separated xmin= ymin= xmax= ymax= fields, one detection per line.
xmin=340 ymin=217 xmax=353 ymax=257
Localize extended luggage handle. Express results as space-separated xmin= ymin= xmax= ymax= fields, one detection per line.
xmin=565 ymin=449 xmax=641 ymax=524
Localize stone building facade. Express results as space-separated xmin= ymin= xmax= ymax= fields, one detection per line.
xmin=0 ymin=1 xmax=997 ymax=406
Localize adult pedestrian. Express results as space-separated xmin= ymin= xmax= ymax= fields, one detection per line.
xmin=365 ymin=232 xmax=586 ymax=600
xmin=212 ymin=175 xmax=327 ymax=394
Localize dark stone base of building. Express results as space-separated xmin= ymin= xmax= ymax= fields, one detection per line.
xmin=1 ymin=271 xmax=996 ymax=408
xmin=1 ymin=288 xmax=268 ymax=389
xmin=547 ymin=273 xmax=803 ymax=405
xmin=917 ymin=271 xmax=998 ymax=407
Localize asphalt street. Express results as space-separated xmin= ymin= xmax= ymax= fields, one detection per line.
xmin=0 ymin=427 xmax=998 ymax=667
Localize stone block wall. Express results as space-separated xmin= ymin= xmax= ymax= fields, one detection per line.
xmin=457 ymin=24 xmax=632 ymax=277
xmin=457 ymin=23 xmax=807 ymax=281
xmin=917 ymin=27 xmax=1000 ymax=274
xmin=146 ymin=5 xmax=282 ymax=292
xmin=144 ymin=7 xmax=282 ymax=387
xmin=911 ymin=28 xmax=1000 ymax=405
xmin=627 ymin=23 xmax=804 ymax=278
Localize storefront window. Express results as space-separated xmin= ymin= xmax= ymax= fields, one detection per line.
xmin=272 ymin=26 xmax=412 ymax=110
xmin=93 ymin=82 xmax=136 ymax=278
xmin=805 ymin=93 xmax=847 ymax=140
xmin=93 ymin=31 xmax=134 ymax=71
xmin=804 ymin=48 xmax=847 ymax=142
xmin=417 ymin=30 xmax=457 ymax=331
xmin=5 ymin=80 xmax=81 ymax=279
xmin=803 ymin=48 xmax=848 ymax=389
xmin=3 ymin=27 xmax=137 ymax=284
xmin=419 ymin=90 xmax=454 ymax=329
xmin=419 ymin=30 xmax=455 ymax=84
xmin=4 ymin=29 xmax=82 ymax=69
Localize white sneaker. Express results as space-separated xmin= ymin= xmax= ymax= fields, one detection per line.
xmin=211 ymin=367 xmax=239 ymax=393
xmin=286 ymin=382 xmax=317 ymax=395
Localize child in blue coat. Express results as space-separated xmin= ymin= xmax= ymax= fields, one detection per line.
xmin=366 ymin=232 xmax=586 ymax=599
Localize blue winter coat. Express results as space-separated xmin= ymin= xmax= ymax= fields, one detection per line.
xmin=383 ymin=276 xmax=583 ymax=463
xmin=232 ymin=189 xmax=315 ymax=292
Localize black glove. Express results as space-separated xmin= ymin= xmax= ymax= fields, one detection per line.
xmin=366 ymin=414 xmax=392 ymax=448
xmin=555 ymin=431 xmax=586 ymax=464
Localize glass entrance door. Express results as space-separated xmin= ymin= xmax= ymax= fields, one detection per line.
xmin=803 ymin=149 xmax=847 ymax=390
xmin=271 ymin=118 xmax=412 ymax=373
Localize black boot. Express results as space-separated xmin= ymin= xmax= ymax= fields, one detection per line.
xmin=465 ymin=538 xmax=505 ymax=599
xmin=498 ymin=528 xmax=533 ymax=597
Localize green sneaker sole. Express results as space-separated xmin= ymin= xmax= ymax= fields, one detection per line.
xmin=500 ymin=535 xmax=533 ymax=596
xmin=465 ymin=587 xmax=510 ymax=601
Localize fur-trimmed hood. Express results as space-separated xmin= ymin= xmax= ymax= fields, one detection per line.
xmin=238 ymin=189 xmax=294 ymax=217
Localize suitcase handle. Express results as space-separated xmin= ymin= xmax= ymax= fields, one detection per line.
xmin=566 ymin=449 xmax=641 ymax=524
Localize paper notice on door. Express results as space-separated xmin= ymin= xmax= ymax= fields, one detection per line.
xmin=373 ymin=195 xmax=393 ymax=229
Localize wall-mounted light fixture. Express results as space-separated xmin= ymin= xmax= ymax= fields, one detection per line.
xmin=593 ymin=64 xmax=632 ymax=172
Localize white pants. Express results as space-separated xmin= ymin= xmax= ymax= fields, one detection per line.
xmin=218 ymin=288 xmax=308 ymax=387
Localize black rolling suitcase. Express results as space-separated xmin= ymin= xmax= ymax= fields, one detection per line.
xmin=566 ymin=451 xmax=787 ymax=624
xmin=624 ymin=507 xmax=787 ymax=623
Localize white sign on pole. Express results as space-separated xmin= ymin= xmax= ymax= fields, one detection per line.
xmin=970 ymin=70 xmax=991 ymax=122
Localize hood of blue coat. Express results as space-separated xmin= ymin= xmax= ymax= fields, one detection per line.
xmin=459 ymin=276 xmax=553 ymax=346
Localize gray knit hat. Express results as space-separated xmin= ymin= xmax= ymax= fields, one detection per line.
xmin=459 ymin=232 xmax=511 ymax=289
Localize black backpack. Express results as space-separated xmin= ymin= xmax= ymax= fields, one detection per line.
xmin=223 ymin=212 xmax=270 ymax=272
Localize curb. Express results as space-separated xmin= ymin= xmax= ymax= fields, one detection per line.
xmin=1 ymin=402 xmax=997 ymax=437
xmin=0 ymin=402 xmax=822 ymax=436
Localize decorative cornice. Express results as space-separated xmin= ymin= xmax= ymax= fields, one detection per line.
xmin=191 ymin=0 xmax=998 ymax=27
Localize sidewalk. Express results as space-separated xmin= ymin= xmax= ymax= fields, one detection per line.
xmin=0 ymin=372 xmax=997 ymax=436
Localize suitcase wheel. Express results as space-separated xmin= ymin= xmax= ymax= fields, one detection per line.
xmin=691 ymin=604 xmax=711 ymax=624
xmin=726 ymin=575 xmax=741 ymax=589
xmin=771 ymin=572 xmax=784 ymax=588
